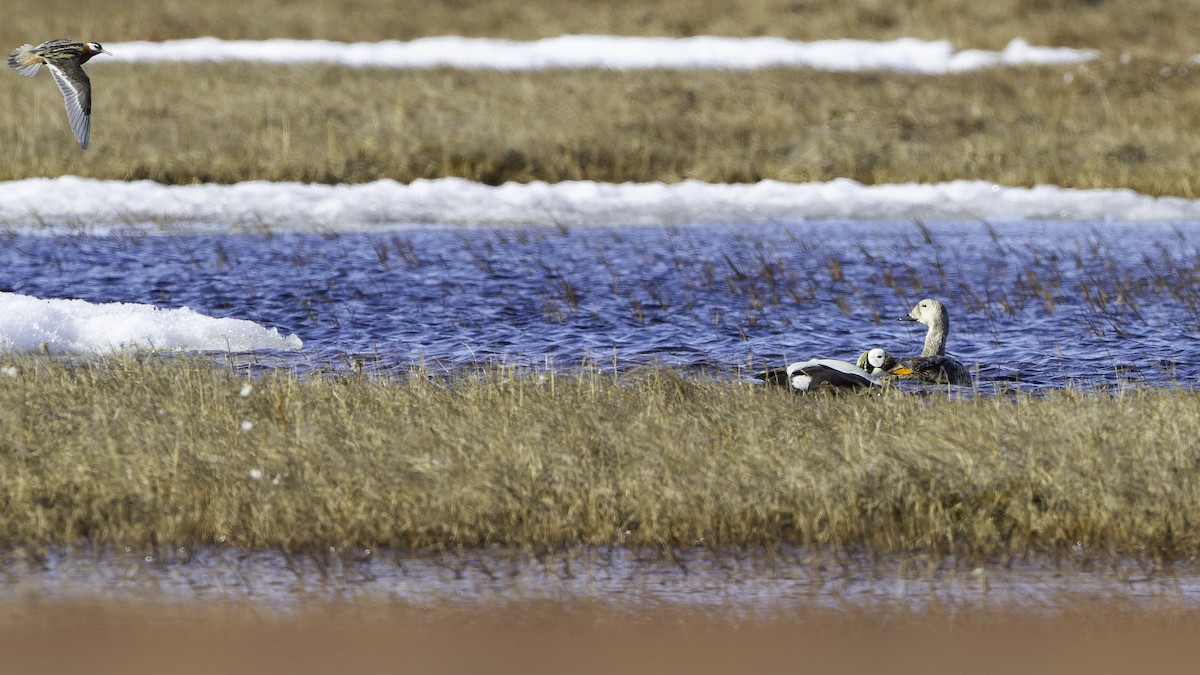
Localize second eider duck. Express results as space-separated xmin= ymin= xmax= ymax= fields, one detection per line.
xmin=896 ymin=298 xmax=973 ymax=386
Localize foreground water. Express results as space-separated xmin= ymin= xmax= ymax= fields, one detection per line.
xmin=2 ymin=219 xmax=1197 ymax=390
xmin=4 ymin=546 xmax=1200 ymax=615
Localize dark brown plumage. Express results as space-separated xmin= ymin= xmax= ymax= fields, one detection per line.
xmin=896 ymin=298 xmax=973 ymax=386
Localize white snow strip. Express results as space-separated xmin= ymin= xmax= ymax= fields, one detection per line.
xmin=0 ymin=292 xmax=303 ymax=354
xmin=0 ymin=177 xmax=1195 ymax=233
xmin=101 ymin=36 xmax=1098 ymax=73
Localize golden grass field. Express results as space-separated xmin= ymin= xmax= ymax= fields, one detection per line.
xmin=3 ymin=354 xmax=1199 ymax=558
xmin=1 ymin=1 xmax=1200 ymax=193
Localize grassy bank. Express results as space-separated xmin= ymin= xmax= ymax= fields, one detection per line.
xmin=3 ymin=354 xmax=1199 ymax=557
xmin=2 ymin=60 xmax=1199 ymax=194
xmin=2 ymin=2 xmax=1200 ymax=192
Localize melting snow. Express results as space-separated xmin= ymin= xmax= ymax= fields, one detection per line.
xmin=0 ymin=292 xmax=302 ymax=355
xmin=1 ymin=177 xmax=1197 ymax=233
xmin=101 ymin=36 xmax=1098 ymax=73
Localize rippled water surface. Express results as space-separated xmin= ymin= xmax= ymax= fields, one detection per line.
xmin=6 ymin=547 xmax=1200 ymax=614
xmin=3 ymin=219 xmax=1198 ymax=389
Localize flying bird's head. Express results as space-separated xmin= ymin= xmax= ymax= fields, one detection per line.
xmin=83 ymin=42 xmax=110 ymax=58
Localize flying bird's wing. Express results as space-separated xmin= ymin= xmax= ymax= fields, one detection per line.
xmin=45 ymin=60 xmax=92 ymax=148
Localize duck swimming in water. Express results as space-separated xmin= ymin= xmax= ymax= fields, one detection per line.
xmin=896 ymin=298 xmax=973 ymax=386
xmin=758 ymin=347 xmax=910 ymax=392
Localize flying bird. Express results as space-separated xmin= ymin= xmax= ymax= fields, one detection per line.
xmin=7 ymin=39 xmax=110 ymax=149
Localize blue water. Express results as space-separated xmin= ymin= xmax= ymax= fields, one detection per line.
xmin=2 ymin=220 xmax=1198 ymax=389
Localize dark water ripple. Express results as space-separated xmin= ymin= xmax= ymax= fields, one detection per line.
xmin=2 ymin=220 xmax=1198 ymax=390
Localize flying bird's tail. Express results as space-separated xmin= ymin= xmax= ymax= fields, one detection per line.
xmin=7 ymin=44 xmax=44 ymax=76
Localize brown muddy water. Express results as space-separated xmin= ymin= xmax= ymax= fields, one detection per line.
xmin=5 ymin=547 xmax=1200 ymax=675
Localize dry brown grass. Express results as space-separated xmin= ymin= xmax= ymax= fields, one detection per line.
xmin=3 ymin=1 xmax=1200 ymax=192
xmin=3 ymin=353 xmax=1200 ymax=557
xmin=3 ymin=599 xmax=1200 ymax=675
xmin=3 ymin=59 xmax=1200 ymax=194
